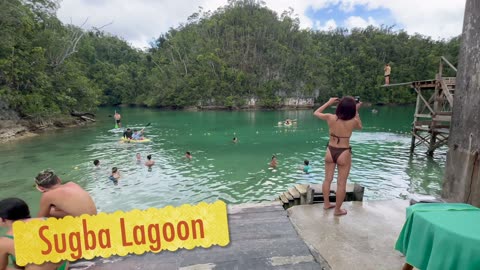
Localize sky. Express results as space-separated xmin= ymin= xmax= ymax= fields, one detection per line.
xmin=56 ymin=0 xmax=467 ymax=49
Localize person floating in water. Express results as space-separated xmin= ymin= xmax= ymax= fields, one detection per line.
xmin=384 ymin=63 xmax=391 ymax=85
xmin=285 ymin=119 xmax=292 ymax=125
xmin=136 ymin=153 xmax=142 ymax=162
xmin=303 ymin=160 xmax=311 ymax=174
xmin=233 ymin=137 xmax=238 ymax=143
xmin=132 ymin=129 xmax=145 ymax=140
xmin=34 ymin=169 xmax=97 ymax=218
xmin=123 ymin=128 xmax=133 ymax=139
xmin=0 ymin=198 xmax=69 ymax=270
xmin=270 ymin=155 xmax=277 ymax=169
xmin=109 ymin=167 xmax=120 ymax=185
xmin=114 ymin=111 xmax=122 ymax=128
xmin=314 ymin=97 xmax=362 ymax=216
xmin=145 ymin=154 xmax=155 ymax=168
xmin=185 ymin=151 xmax=192 ymax=159
xmin=93 ymin=159 xmax=100 ymax=168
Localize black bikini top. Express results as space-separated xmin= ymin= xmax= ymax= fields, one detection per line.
xmin=330 ymin=133 xmax=350 ymax=144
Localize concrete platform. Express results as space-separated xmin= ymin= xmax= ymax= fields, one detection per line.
xmin=77 ymin=202 xmax=325 ymax=270
xmin=287 ymin=200 xmax=410 ymax=270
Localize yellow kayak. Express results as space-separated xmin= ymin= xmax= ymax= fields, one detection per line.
xmin=120 ymin=138 xmax=151 ymax=143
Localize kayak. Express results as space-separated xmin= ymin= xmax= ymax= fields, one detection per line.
xmin=120 ymin=138 xmax=151 ymax=143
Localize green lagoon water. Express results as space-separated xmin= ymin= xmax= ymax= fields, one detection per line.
xmin=0 ymin=106 xmax=447 ymax=214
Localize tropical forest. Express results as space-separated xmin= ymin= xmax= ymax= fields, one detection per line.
xmin=1 ymin=0 xmax=460 ymax=120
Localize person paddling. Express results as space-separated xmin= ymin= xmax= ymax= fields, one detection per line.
xmin=123 ymin=128 xmax=133 ymax=139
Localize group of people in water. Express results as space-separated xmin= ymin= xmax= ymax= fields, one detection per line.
xmin=94 ymin=152 xmax=157 ymax=185
xmin=0 ymin=95 xmax=361 ymax=269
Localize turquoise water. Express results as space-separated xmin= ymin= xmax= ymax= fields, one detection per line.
xmin=0 ymin=106 xmax=447 ymax=214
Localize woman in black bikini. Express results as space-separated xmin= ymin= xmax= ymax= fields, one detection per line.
xmin=314 ymin=97 xmax=362 ymax=216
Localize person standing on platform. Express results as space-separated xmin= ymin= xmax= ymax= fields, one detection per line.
xmin=313 ymin=97 xmax=362 ymax=216
xmin=384 ymin=63 xmax=391 ymax=85
xmin=114 ymin=111 xmax=122 ymax=128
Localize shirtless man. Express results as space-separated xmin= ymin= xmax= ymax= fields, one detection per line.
xmin=34 ymin=169 xmax=97 ymax=218
xmin=145 ymin=155 xmax=155 ymax=167
xmin=114 ymin=111 xmax=122 ymax=128
xmin=384 ymin=64 xmax=391 ymax=85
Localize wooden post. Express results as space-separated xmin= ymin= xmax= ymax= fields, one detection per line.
xmin=306 ymin=186 xmax=314 ymax=204
xmin=410 ymin=89 xmax=422 ymax=153
xmin=428 ymin=74 xmax=441 ymax=157
xmin=427 ymin=132 xmax=437 ymax=156
xmin=439 ymin=58 xmax=443 ymax=78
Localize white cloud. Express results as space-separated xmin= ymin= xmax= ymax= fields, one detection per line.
xmin=315 ymin=19 xmax=338 ymax=31
xmin=344 ymin=16 xmax=377 ymax=29
xmin=56 ymin=0 xmax=228 ymax=49
xmin=56 ymin=0 xmax=466 ymax=49
xmin=336 ymin=0 xmax=466 ymax=39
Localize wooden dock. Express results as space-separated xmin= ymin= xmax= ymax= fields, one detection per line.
xmin=73 ymin=202 xmax=326 ymax=270
xmin=383 ymin=57 xmax=456 ymax=156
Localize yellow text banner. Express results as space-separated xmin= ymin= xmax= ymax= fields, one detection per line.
xmin=13 ymin=201 xmax=229 ymax=266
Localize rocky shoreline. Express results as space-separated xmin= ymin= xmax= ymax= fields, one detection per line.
xmin=0 ymin=117 xmax=94 ymax=144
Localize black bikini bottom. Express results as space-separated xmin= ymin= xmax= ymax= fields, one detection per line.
xmin=327 ymin=145 xmax=352 ymax=163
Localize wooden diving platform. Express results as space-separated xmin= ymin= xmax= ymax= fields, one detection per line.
xmin=381 ymin=79 xmax=434 ymax=88
xmin=386 ymin=57 xmax=456 ymax=156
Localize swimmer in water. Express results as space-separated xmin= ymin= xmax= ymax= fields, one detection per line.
xmin=145 ymin=154 xmax=155 ymax=168
xmin=303 ymin=160 xmax=311 ymax=174
xmin=270 ymin=155 xmax=277 ymax=169
xmin=233 ymin=137 xmax=238 ymax=143
xmin=93 ymin=159 xmax=100 ymax=168
xmin=185 ymin=151 xmax=192 ymax=159
xmin=136 ymin=153 xmax=141 ymax=162
xmin=109 ymin=167 xmax=120 ymax=185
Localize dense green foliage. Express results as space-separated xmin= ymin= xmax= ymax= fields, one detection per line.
xmin=0 ymin=0 xmax=460 ymax=118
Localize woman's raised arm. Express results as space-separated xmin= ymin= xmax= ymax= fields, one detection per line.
xmin=354 ymin=102 xmax=363 ymax=129
xmin=313 ymin=97 xmax=338 ymax=121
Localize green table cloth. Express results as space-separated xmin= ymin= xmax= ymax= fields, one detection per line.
xmin=395 ymin=203 xmax=480 ymax=270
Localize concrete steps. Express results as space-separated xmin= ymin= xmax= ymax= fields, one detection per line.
xmin=277 ymin=183 xmax=365 ymax=209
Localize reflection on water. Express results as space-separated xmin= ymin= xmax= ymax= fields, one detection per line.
xmin=0 ymin=106 xmax=447 ymax=213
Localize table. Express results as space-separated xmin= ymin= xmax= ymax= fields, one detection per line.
xmin=395 ymin=203 xmax=480 ymax=270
